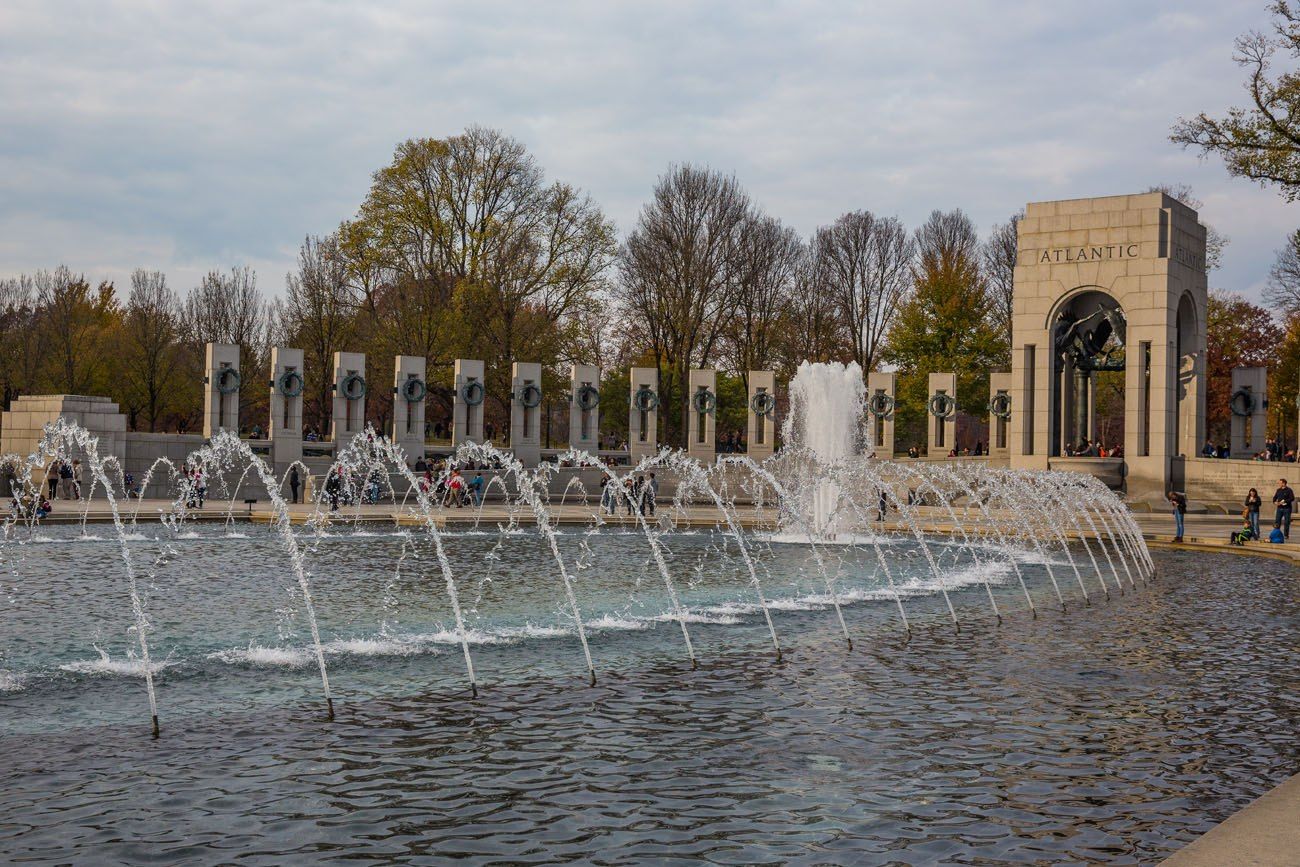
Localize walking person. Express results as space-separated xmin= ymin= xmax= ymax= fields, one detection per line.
xmin=647 ymin=472 xmax=658 ymax=516
xmin=46 ymin=462 xmax=59 ymax=500
xmin=1167 ymin=490 xmax=1187 ymax=543
xmin=1273 ymin=478 xmax=1295 ymax=540
xmin=289 ymin=466 xmax=300 ymax=504
xmin=1245 ymin=487 xmax=1262 ymax=541
xmin=470 ymin=472 xmax=485 ymax=507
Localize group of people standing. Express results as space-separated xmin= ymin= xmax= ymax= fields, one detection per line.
xmin=413 ymin=457 xmax=487 ymax=508
xmin=43 ymin=459 xmax=84 ymax=500
xmin=600 ymin=472 xmax=658 ymax=516
xmin=1168 ymin=478 xmax=1295 ymax=545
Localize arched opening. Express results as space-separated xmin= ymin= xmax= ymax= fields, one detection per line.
xmin=1049 ymin=289 xmax=1127 ymax=457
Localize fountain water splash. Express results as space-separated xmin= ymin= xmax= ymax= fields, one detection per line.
xmin=0 ymin=374 xmax=1154 ymax=736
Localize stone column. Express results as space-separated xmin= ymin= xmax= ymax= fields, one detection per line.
xmin=393 ymin=355 xmax=427 ymax=464
xmin=629 ymin=367 xmax=659 ymax=462
xmin=568 ymin=363 xmax=601 ymax=454
xmin=268 ymin=347 xmax=304 ymax=469
xmin=330 ymin=352 xmax=367 ymax=442
xmin=866 ymin=371 xmax=896 ymax=457
xmin=686 ymin=368 xmax=717 ymax=464
xmin=203 ymin=342 xmax=241 ymax=438
xmin=927 ymin=372 xmax=957 ymax=456
xmin=452 ymin=359 xmax=486 ymax=446
xmin=746 ymin=370 xmax=776 ymax=461
xmin=1230 ymin=366 xmax=1267 ymax=458
xmin=510 ymin=362 xmax=543 ymax=467
xmin=988 ymin=371 xmax=1012 ymax=459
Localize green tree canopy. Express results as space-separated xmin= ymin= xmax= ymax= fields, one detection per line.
xmin=885 ymin=210 xmax=1004 ymax=451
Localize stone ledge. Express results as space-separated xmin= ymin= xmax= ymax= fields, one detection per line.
xmin=1162 ymin=772 xmax=1300 ymax=865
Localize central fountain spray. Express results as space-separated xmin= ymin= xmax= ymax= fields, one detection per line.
xmin=782 ymin=361 xmax=868 ymax=537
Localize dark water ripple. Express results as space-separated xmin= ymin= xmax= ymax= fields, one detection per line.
xmin=2 ymin=550 xmax=1299 ymax=865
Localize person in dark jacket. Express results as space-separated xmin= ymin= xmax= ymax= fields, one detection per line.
xmin=1273 ymin=478 xmax=1294 ymax=540
xmin=324 ymin=468 xmax=342 ymax=512
xmin=1167 ymin=490 xmax=1187 ymax=543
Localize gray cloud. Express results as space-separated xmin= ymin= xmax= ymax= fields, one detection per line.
xmin=0 ymin=0 xmax=1288 ymax=300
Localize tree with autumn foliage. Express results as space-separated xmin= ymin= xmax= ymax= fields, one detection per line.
xmin=1206 ymin=291 xmax=1283 ymax=443
xmin=884 ymin=210 xmax=1004 ymax=451
xmin=1267 ymin=311 xmax=1300 ymax=450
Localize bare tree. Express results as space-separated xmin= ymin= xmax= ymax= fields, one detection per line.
xmin=278 ymin=236 xmax=358 ymax=433
xmin=724 ymin=216 xmax=803 ymax=383
xmin=778 ymin=250 xmax=846 ymax=373
xmin=616 ymin=164 xmax=753 ymax=446
xmin=813 ymin=211 xmax=914 ymax=373
xmin=982 ymin=211 xmax=1022 ymax=354
xmin=183 ymin=266 xmax=268 ymax=426
xmin=184 ymin=266 xmax=267 ymax=349
xmin=1266 ymin=229 xmax=1300 ymax=315
xmin=122 ymin=269 xmax=182 ymax=431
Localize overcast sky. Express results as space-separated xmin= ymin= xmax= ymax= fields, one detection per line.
xmin=0 ymin=1 xmax=1292 ymax=302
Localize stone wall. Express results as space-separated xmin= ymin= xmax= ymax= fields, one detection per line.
xmin=123 ymin=432 xmax=207 ymax=498
xmin=0 ymin=395 xmax=127 ymax=469
xmin=1180 ymin=457 xmax=1295 ymax=512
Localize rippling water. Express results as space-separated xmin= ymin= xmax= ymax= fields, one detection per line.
xmin=0 ymin=526 xmax=1296 ymax=864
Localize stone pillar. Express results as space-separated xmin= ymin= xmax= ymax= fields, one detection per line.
xmin=686 ymin=368 xmax=717 ymax=464
xmin=269 ymin=347 xmax=304 ymax=469
xmin=1010 ymin=192 xmax=1208 ymax=501
xmin=988 ymin=371 xmax=1012 ymax=459
xmin=203 ymin=342 xmax=241 ymax=438
xmin=866 ymin=371 xmax=896 ymax=457
xmin=629 ymin=366 xmax=659 ymax=462
xmin=746 ymin=370 xmax=776 ymax=461
xmin=330 ymin=352 xmax=367 ymax=442
xmin=568 ymin=363 xmax=601 ymax=454
xmin=452 ymin=359 xmax=486 ymax=446
xmin=510 ymin=362 xmax=543 ymax=467
xmin=927 ymin=373 xmax=957 ymax=456
xmin=393 ymin=355 xmax=427 ymax=464
xmin=1230 ymin=366 xmax=1267 ymax=459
